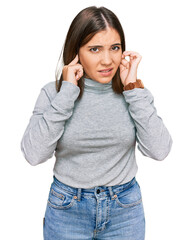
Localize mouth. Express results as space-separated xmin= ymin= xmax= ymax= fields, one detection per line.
xmin=98 ymin=68 xmax=113 ymax=73
xmin=98 ymin=68 xmax=113 ymax=77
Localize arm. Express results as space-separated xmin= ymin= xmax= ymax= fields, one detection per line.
xmin=122 ymin=87 xmax=173 ymax=161
xmin=20 ymin=81 xmax=80 ymax=166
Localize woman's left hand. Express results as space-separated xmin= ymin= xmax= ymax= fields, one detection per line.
xmin=119 ymin=51 xmax=142 ymax=86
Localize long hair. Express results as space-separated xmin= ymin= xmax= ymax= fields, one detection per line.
xmin=55 ymin=6 xmax=126 ymax=100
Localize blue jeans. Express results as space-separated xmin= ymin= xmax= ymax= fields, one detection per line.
xmin=43 ymin=176 xmax=145 ymax=240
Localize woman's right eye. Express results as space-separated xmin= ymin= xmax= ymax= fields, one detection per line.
xmin=90 ymin=47 xmax=99 ymax=53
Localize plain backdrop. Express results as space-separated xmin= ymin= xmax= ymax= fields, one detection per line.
xmin=0 ymin=0 xmax=193 ymax=239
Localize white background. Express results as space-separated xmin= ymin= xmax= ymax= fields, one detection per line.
xmin=0 ymin=0 xmax=192 ymax=239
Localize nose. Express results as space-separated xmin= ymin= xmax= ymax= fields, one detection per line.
xmin=101 ymin=51 xmax=112 ymax=66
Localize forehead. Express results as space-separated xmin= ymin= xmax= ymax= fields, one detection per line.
xmin=87 ymin=28 xmax=121 ymax=46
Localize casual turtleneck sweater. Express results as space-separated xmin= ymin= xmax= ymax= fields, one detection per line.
xmin=21 ymin=77 xmax=173 ymax=188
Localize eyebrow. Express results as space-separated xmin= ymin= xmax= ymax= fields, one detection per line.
xmin=87 ymin=43 xmax=121 ymax=48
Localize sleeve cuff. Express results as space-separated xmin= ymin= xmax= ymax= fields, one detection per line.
xmin=122 ymin=87 xmax=154 ymax=105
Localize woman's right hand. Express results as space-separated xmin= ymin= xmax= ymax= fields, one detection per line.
xmin=62 ymin=54 xmax=84 ymax=86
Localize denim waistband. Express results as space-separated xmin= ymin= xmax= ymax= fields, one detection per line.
xmin=53 ymin=176 xmax=137 ymax=201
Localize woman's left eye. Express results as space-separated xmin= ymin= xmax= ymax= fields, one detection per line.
xmin=90 ymin=46 xmax=120 ymax=52
xmin=112 ymin=46 xmax=120 ymax=51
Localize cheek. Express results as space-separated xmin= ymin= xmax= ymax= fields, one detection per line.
xmin=80 ymin=55 xmax=97 ymax=71
xmin=82 ymin=61 xmax=93 ymax=73
xmin=114 ymin=54 xmax=122 ymax=67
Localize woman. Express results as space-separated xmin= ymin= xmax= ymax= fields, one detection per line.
xmin=21 ymin=6 xmax=173 ymax=240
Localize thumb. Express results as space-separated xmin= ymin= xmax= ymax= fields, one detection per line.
xmin=121 ymin=58 xmax=130 ymax=68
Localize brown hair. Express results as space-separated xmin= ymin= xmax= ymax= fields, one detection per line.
xmin=55 ymin=6 xmax=126 ymax=100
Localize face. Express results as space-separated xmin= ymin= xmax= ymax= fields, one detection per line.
xmin=79 ymin=27 xmax=122 ymax=84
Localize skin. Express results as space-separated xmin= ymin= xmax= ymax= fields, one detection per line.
xmin=62 ymin=27 xmax=142 ymax=86
xmin=78 ymin=27 xmax=122 ymax=84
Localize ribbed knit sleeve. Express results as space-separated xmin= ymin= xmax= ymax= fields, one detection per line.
xmin=21 ymin=81 xmax=80 ymax=166
xmin=122 ymin=87 xmax=173 ymax=161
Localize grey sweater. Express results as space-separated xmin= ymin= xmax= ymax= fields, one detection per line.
xmin=21 ymin=78 xmax=173 ymax=188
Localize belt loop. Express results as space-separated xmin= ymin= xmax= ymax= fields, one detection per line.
xmin=77 ymin=188 xmax=82 ymax=201
xmin=108 ymin=186 xmax=117 ymax=200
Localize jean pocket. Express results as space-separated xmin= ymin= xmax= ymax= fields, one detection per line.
xmin=115 ymin=181 xmax=142 ymax=208
xmin=47 ymin=183 xmax=76 ymax=210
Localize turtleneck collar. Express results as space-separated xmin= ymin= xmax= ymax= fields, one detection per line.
xmin=83 ymin=77 xmax=113 ymax=93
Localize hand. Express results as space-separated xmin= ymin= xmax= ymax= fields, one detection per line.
xmin=119 ymin=51 xmax=142 ymax=86
xmin=62 ymin=54 xmax=84 ymax=86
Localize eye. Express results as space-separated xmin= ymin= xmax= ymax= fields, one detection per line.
xmin=112 ymin=46 xmax=120 ymax=51
xmin=90 ymin=47 xmax=99 ymax=53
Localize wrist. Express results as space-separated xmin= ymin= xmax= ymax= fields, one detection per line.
xmin=123 ymin=79 xmax=144 ymax=91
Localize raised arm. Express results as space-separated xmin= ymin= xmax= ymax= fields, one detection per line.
xmin=123 ymin=87 xmax=173 ymax=161
xmin=20 ymin=81 xmax=80 ymax=166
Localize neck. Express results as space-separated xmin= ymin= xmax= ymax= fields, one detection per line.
xmin=83 ymin=77 xmax=113 ymax=93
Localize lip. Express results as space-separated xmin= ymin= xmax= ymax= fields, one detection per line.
xmin=98 ymin=68 xmax=113 ymax=77
xmin=98 ymin=68 xmax=113 ymax=72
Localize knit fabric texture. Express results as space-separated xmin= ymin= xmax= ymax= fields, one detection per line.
xmin=21 ymin=77 xmax=173 ymax=188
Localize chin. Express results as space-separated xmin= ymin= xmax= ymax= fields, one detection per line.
xmin=86 ymin=72 xmax=113 ymax=84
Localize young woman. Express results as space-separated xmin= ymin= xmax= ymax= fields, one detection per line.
xmin=21 ymin=6 xmax=173 ymax=240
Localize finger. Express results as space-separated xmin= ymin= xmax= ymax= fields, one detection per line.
xmin=76 ymin=68 xmax=84 ymax=80
xmin=72 ymin=65 xmax=83 ymax=76
xmin=122 ymin=51 xmax=140 ymax=58
xmin=121 ymin=58 xmax=130 ymax=68
xmin=121 ymin=59 xmax=128 ymax=67
xmin=119 ymin=63 xmax=126 ymax=72
xmin=69 ymin=54 xmax=79 ymax=66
